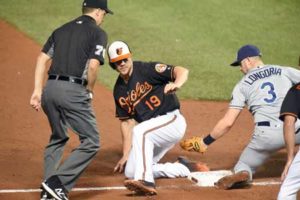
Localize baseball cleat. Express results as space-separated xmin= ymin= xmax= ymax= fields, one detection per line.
xmin=124 ymin=180 xmax=157 ymax=196
xmin=177 ymin=156 xmax=210 ymax=172
xmin=214 ymin=171 xmax=250 ymax=190
xmin=40 ymin=187 xmax=55 ymax=200
xmin=42 ymin=176 xmax=69 ymax=200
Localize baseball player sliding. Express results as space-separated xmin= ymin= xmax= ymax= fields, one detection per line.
xmin=180 ymin=44 xmax=300 ymax=189
xmin=108 ymin=41 xmax=208 ymax=196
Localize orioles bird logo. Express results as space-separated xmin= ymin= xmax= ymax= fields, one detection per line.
xmin=116 ymin=48 xmax=123 ymax=55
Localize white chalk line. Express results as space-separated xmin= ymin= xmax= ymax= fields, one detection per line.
xmin=0 ymin=185 xmax=187 ymax=194
xmin=0 ymin=186 xmax=126 ymax=194
xmin=252 ymin=181 xmax=281 ymax=186
xmin=0 ymin=180 xmax=281 ymax=194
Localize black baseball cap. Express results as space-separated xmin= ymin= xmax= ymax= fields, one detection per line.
xmin=82 ymin=0 xmax=113 ymax=14
xmin=230 ymin=44 xmax=262 ymax=66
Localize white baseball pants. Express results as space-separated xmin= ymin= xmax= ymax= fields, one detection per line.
xmin=124 ymin=109 xmax=190 ymax=183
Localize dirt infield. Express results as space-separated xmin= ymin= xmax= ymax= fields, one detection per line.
xmin=0 ymin=19 xmax=293 ymax=200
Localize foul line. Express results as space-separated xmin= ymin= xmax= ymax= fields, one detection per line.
xmin=252 ymin=181 xmax=281 ymax=186
xmin=0 ymin=181 xmax=281 ymax=194
xmin=0 ymin=185 xmax=188 ymax=194
xmin=0 ymin=186 xmax=126 ymax=193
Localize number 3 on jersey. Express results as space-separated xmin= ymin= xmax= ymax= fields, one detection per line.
xmin=145 ymin=95 xmax=161 ymax=110
xmin=261 ymin=82 xmax=277 ymax=103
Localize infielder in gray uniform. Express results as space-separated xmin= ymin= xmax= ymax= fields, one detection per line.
xmin=181 ymin=44 xmax=300 ymax=189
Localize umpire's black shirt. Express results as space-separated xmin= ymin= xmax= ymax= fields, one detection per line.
xmin=42 ymin=15 xmax=107 ymax=78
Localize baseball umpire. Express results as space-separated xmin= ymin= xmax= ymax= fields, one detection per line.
xmin=108 ymin=41 xmax=209 ymax=196
xmin=180 ymin=44 xmax=300 ymax=190
xmin=277 ymin=82 xmax=300 ymax=200
xmin=30 ymin=0 xmax=113 ymax=199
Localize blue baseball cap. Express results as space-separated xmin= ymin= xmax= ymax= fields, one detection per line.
xmin=230 ymin=45 xmax=262 ymax=66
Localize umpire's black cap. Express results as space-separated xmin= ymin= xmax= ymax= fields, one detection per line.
xmin=230 ymin=45 xmax=262 ymax=66
xmin=82 ymin=0 xmax=113 ymax=14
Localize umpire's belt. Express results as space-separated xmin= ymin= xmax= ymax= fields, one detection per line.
xmin=48 ymin=75 xmax=87 ymax=86
xmin=256 ymin=121 xmax=270 ymax=127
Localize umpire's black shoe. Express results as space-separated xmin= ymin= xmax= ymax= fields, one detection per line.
xmin=41 ymin=176 xmax=69 ymax=200
xmin=40 ymin=187 xmax=55 ymax=200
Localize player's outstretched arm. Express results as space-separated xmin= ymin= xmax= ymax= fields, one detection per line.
xmin=209 ymin=108 xmax=241 ymax=139
xmin=180 ymin=108 xmax=241 ymax=153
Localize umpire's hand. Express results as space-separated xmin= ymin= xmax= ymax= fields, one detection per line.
xmin=30 ymin=92 xmax=42 ymax=111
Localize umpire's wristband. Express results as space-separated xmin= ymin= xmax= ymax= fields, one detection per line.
xmin=203 ymin=134 xmax=215 ymax=145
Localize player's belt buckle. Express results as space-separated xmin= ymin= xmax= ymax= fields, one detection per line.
xmin=256 ymin=121 xmax=270 ymax=127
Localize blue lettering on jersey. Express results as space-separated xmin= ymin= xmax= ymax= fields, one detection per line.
xmin=244 ymin=67 xmax=282 ymax=85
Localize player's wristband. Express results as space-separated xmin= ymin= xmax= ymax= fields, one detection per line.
xmin=203 ymin=134 xmax=215 ymax=145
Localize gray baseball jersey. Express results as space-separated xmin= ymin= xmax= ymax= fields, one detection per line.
xmin=230 ymin=65 xmax=300 ymax=123
xmin=228 ymin=64 xmax=300 ymax=179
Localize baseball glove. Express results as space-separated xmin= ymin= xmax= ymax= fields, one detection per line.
xmin=180 ymin=136 xmax=207 ymax=153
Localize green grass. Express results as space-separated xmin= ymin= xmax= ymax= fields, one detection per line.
xmin=1 ymin=0 xmax=300 ymax=100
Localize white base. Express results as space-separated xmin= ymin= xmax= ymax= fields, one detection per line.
xmin=188 ymin=170 xmax=233 ymax=187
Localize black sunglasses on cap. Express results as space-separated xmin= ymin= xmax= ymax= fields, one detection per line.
xmin=115 ymin=58 xmax=128 ymax=66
